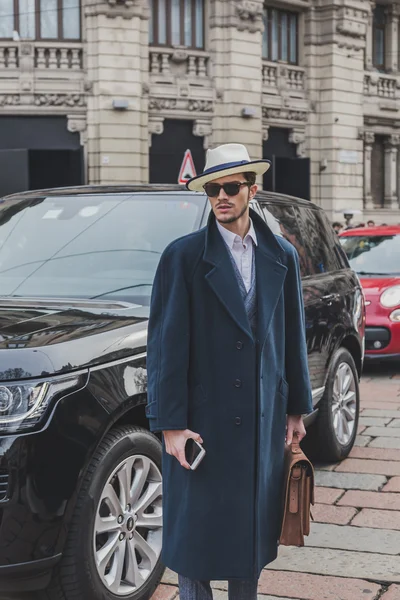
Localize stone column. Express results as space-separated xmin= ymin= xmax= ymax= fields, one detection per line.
xmin=209 ymin=0 xmax=264 ymax=163
xmin=363 ymin=131 xmax=374 ymax=210
xmin=386 ymin=4 xmax=399 ymax=72
xmin=67 ymin=114 xmax=88 ymax=183
xmin=304 ymin=0 xmax=367 ymax=217
xmin=365 ymin=2 xmax=375 ymax=71
xmin=384 ymin=134 xmax=400 ymax=209
xmin=85 ymin=0 xmax=150 ymax=184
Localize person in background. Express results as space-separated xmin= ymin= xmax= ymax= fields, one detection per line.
xmin=332 ymin=222 xmax=343 ymax=234
xmin=367 ymin=220 xmax=375 ymax=227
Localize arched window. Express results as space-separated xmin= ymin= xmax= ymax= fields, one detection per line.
xmin=0 ymin=0 xmax=81 ymax=40
xmin=149 ymin=0 xmax=204 ymax=49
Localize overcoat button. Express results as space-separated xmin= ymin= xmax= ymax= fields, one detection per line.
xmin=236 ymin=341 xmax=243 ymax=350
xmin=235 ymin=417 xmax=241 ymax=425
xmin=234 ymin=379 xmax=242 ymax=388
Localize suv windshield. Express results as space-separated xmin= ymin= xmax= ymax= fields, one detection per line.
xmin=0 ymin=192 xmax=204 ymax=305
xmin=340 ymin=234 xmax=400 ymax=275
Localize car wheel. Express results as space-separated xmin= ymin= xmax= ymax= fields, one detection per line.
xmin=304 ymin=348 xmax=360 ymax=462
xmin=44 ymin=425 xmax=164 ymax=600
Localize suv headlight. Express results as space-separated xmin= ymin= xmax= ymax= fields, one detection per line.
xmin=380 ymin=285 xmax=400 ymax=308
xmin=0 ymin=374 xmax=85 ymax=434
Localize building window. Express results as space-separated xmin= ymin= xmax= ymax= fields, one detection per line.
xmin=373 ymin=5 xmax=386 ymax=70
xmin=0 ymin=0 xmax=81 ymax=40
xmin=371 ymin=136 xmax=385 ymax=207
xmin=263 ymin=7 xmax=298 ymax=64
xmin=150 ymin=0 xmax=204 ymax=49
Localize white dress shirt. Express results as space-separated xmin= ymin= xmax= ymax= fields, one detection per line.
xmin=216 ymin=219 xmax=258 ymax=292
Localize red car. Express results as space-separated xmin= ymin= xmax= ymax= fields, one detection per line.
xmin=340 ymin=225 xmax=400 ymax=361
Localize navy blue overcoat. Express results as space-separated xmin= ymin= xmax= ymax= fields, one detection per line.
xmin=146 ymin=208 xmax=313 ymax=580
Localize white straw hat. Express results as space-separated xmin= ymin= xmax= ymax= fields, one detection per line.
xmin=186 ymin=143 xmax=271 ymax=192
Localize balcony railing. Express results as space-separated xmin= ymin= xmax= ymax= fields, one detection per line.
xmin=35 ymin=43 xmax=83 ymax=70
xmin=150 ymin=47 xmax=209 ymax=79
xmin=0 ymin=41 xmax=83 ymax=72
xmin=364 ymin=72 xmax=399 ymax=99
xmin=262 ymin=61 xmax=305 ymax=93
xmin=0 ymin=44 xmax=19 ymax=69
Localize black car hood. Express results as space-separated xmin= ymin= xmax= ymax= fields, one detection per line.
xmin=0 ymin=302 xmax=149 ymax=381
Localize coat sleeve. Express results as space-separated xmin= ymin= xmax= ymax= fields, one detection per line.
xmin=284 ymin=244 xmax=313 ymax=415
xmin=146 ymin=245 xmax=190 ymax=432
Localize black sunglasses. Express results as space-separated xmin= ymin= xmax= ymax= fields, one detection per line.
xmin=203 ymin=181 xmax=251 ymax=197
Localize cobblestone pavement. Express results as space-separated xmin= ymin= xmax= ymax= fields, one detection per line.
xmin=151 ymin=363 xmax=400 ymax=600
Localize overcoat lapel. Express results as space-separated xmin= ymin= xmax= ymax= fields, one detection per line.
xmin=203 ymin=208 xmax=287 ymax=344
xmin=203 ymin=215 xmax=253 ymax=340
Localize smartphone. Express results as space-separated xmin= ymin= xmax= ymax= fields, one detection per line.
xmin=185 ymin=438 xmax=206 ymax=470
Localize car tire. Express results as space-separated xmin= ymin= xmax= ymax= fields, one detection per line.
xmin=43 ymin=425 xmax=164 ymax=600
xmin=303 ymin=348 xmax=360 ymax=463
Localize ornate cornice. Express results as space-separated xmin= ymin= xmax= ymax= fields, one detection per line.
xmin=0 ymin=95 xmax=20 ymax=107
xmin=289 ymin=128 xmax=307 ymax=157
xmin=235 ymin=0 xmax=264 ymax=33
xmin=263 ymin=106 xmax=308 ymax=123
xmin=0 ymin=93 xmax=86 ymax=108
xmin=149 ymin=97 xmax=213 ymax=113
xmin=85 ymin=0 xmax=149 ymax=20
xmin=34 ymin=94 xmax=86 ymax=107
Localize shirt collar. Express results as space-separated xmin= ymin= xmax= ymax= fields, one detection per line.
xmin=216 ymin=218 xmax=258 ymax=250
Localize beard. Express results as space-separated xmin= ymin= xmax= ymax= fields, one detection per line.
xmin=216 ymin=194 xmax=250 ymax=224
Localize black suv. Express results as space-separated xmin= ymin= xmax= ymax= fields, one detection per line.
xmin=0 ymin=185 xmax=364 ymax=599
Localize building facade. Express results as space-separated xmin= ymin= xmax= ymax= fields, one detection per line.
xmin=0 ymin=0 xmax=400 ymax=223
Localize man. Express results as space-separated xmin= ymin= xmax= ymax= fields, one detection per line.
xmin=146 ymin=143 xmax=313 ymax=600
xmin=367 ymin=220 xmax=375 ymax=227
xmin=332 ymin=221 xmax=343 ymax=234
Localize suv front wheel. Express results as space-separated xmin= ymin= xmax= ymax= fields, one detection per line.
xmin=45 ymin=425 xmax=164 ymax=600
xmin=305 ymin=347 xmax=360 ymax=462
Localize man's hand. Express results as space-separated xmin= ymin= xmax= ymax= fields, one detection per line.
xmin=163 ymin=429 xmax=203 ymax=470
xmin=286 ymin=415 xmax=306 ymax=445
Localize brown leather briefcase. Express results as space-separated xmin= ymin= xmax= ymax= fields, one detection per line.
xmin=279 ymin=433 xmax=314 ymax=547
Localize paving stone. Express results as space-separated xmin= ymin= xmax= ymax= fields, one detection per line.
xmin=314 ymin=487 xmax=345 ymax=504
xmin=307 ymin=522 xmax=400 ymax=554
xmin=352 ymin=508 xmax=400 ymax=530
xmin=338 ymin=490 xmax=400 ymax=510
xmin=369 ymin=437 xmax=400 ymax=449
xmin=315 ymin=471 xmax=387 ymax=490
xmin=362 ymin=409 xmax=400 ymax=418
xmin=161 ymin=569 xmax=178 ymax=586
xmin=151 ymin=585 xmax=178 ymax=600
xmin=314 ymin=462 xmax=338 ymax=471
xmin=381 ymin=585 xmax=400 ymax=599
xmin=361 ymin=401 xmax=400 ymax=410
xmin=211 ymin=591 xmax=295 ymax=600
xmin=359 ymin=416 xmax=393 ymax=426
xmin=388 ymin=419 xmax=400 ymax=427
xmin=349 ymin=446 xmax=400 ymax=461
xmin=354 ymin=435 xmax=372 ymax=447
xmin=363 ymin=427 xmax=400 ymax=437
xmin=335 ymin=458 xmax=400 ymax=476
xmin=267 ymin=546 xmax=400 ymax=583
xmin=357 ymin=424 xmax=366 ymax=434
xmin=258 ymin=570 xmax=380 ymax=600
xmin=312 ymin=504 xmax=357 ymax=525
xmin=383 ymin=477 xmax=400 ymax=492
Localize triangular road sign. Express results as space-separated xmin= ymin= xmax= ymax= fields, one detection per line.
xmin=178 ymin=149 xmax=197 ymax=184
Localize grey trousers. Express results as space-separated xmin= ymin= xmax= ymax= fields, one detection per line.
xmin=178 ymin=574 xmax=259 ymax=600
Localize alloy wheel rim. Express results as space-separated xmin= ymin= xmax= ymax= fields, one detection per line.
xmin=93 ymin=454 xmax=163 ymax=596
xmin=331 ymin=362 xmax=357 ymax=446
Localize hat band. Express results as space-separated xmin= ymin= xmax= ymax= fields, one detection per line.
xmin=202 ymin=160 xmax=251 ymax=176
